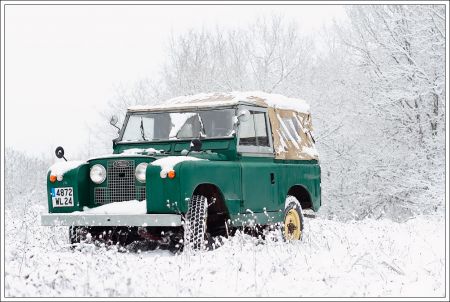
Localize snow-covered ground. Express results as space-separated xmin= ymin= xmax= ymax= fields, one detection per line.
xmin=4 ymin=200 xmax=445 ymax=297
xmin=3 ymin=149 xmax=446 ymax=297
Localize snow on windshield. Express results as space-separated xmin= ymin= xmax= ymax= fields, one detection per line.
xmin=169 ymin=112 xmax=196 ymax=138
xmin=121 ymin=109 xmax=235 ymax=142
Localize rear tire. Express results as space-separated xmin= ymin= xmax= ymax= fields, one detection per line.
xmin=184 ymin=195 xmax=208 ymax=251
xmin=283 ymin=196 xmax=304 ymax=241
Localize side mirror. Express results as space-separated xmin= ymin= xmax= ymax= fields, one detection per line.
xmin=237 ymin=109 xmax=251 ymax=123
xmin=110 ymin=115 xmax=118 ymax=126
xmin=55 ymin=146 xmax=67 ymax=161
xmin=110 ymin=115 xmax=120 ymax=133
xmin=190 ymin=138 xmax=202 ymax=152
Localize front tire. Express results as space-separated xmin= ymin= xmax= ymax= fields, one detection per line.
xmin=283 ymin=196 xmax=304 ymax=241
xmin=69 ymin=226 xmax=81 ymax=244
xmin=184 ymin=195 xmax=208 ymax=251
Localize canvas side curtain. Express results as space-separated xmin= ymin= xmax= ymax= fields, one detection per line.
xmin=267 ymin=108 xmax=319 ymax=160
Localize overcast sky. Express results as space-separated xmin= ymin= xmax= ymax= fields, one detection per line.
xmin=4 ymin=4 xmax=345 ymax=158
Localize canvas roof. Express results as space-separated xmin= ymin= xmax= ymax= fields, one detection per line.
xmin=127 ymin=91 xmax=310 ymax=114
xmin=127 ymin=91 xmax=318 ymax=160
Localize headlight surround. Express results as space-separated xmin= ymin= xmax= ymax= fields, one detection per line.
xmin=90 ymin=164 xmax=106 ymax=184
xmin=135 ymin=163 xmax=148 ymax=183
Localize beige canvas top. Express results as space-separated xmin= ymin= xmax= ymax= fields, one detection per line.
xmin=128 ymin=91 xmax=310 ymax=113
xmin=267 ymin=107 xmax=318 ymax=160
xmin=128 ymin=91 xmax=319 ymax=160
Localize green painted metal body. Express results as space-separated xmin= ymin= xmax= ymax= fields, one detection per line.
xmin=47 ymin=111 xmax=321 ymax=227
xmin=145 ymin=150 xmax=321 ymax=226
xmin=46 ymin=164 xmax=90 ymax=213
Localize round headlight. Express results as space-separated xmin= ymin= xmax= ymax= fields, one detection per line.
xmin=90 ymin=164 xmax=106 ymax=184
xmin=135 ymin=163 xmax=148 ymax=183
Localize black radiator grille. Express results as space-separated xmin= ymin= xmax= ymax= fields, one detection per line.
xmin=93 ymin=160 xmax=147 ymax=205
xmin=108 ymin=160 xmax=135 ymax=203
xmin=94 ymin=187 xmax=108 ymax=205
xmin=136 ymin=186 xmax=146 ymax=201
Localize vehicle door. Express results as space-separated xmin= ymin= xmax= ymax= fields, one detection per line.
xmin=237 ymin=106 xmax=278 ymax=213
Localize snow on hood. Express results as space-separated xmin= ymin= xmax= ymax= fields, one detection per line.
xmin=121 ymin=148 xmax=148 ymax=155
xmin=151 ymin=156 xmax=204 ymax=173
xmin=121 ymin=148 xmax=163 ymax=155
xmin=80 ymin=199 xmax=146 ymax=215
xmin=48 ymin=160 xmax=86 ymax=178
xmin=88 ymin=153 xmax=149 ymax=160
xmin=89 ymin=148 xmax=162 ymax=160
xmin=128 ymin=91 xmax=310 ymax=114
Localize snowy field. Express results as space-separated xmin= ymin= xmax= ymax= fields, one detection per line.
xmin=4 ymin=200 xmax=445 ymax=297
xmin=3 ymin=4 xmax=447 ymax=298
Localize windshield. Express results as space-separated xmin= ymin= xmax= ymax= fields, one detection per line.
xmin=121 ymin=109 xmax=235 ymax=142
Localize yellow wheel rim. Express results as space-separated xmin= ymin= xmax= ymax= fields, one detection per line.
xmin=284 ymin=209 xmax=302 ymax=240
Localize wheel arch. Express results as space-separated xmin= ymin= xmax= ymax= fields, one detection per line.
xmin=286 ymin=185 xmax=313 ymax=210
xmin=192 ymin=183 xmax=230 ymax=235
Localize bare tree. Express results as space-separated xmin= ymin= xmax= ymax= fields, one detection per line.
xmin=341 ymin=5 xmax=445 ymax=142
xmin=86 ymin=78 xmax=168 ymax=155
xmin=330 ymin=5 xmax=446 ymax=220
xmin=162 ymin=15 xmax=315 ymax=96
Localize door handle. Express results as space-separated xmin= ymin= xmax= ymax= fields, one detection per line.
xmin=270 ymin=173 xmax=275 ymax=184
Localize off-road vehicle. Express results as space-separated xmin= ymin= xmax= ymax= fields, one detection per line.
xmin=42 ymin=91 xmax=321 ymax=251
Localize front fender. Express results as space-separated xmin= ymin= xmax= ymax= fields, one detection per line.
xmin=47 ymin=164 xmax=89 ymax=213
xmin=146 ymin=164 xmax=182 ymax=214
xmin=146 ymin=160 xmax=241 ymax=215
xmin=179 ymin=161 xmax=242 ymax=213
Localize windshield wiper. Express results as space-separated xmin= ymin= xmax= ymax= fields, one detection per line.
xmin=140 ymin=117 xmax=147 ymax=140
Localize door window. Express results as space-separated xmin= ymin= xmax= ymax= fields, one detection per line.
xmin=239 ymin=111 xmax=269 ymax=147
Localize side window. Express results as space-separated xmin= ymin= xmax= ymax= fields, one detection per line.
xmin=254 ymin=113 xmax=269 ymax=146
xmin=239 ymin=111 xmax=269 ymax=147
xmin=239 ymin=114 xmax=257 ymax=146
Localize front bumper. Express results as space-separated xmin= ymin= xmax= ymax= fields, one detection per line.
xmin=41 ymin=213 xmax=182 ymax=227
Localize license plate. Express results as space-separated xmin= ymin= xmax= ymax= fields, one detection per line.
xmin=51 ymin=187 xmax=74 ymax=207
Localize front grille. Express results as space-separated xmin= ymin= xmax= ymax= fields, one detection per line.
xmin=93 ymin=160 xmax=147 ymax=205
xmin=108 ymin=160 xmax=135 ymax=203
xmin=136 ymin=186 xmax=146 ymax=201
xmin=94 ymin=187 xmax=108 ymax=205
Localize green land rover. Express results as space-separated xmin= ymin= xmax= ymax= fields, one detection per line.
xmin=41 ymin=91 xmax=321 ymax=251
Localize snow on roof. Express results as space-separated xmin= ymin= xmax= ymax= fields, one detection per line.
xmin=128 ymin=91 xmax=310 ymax=114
